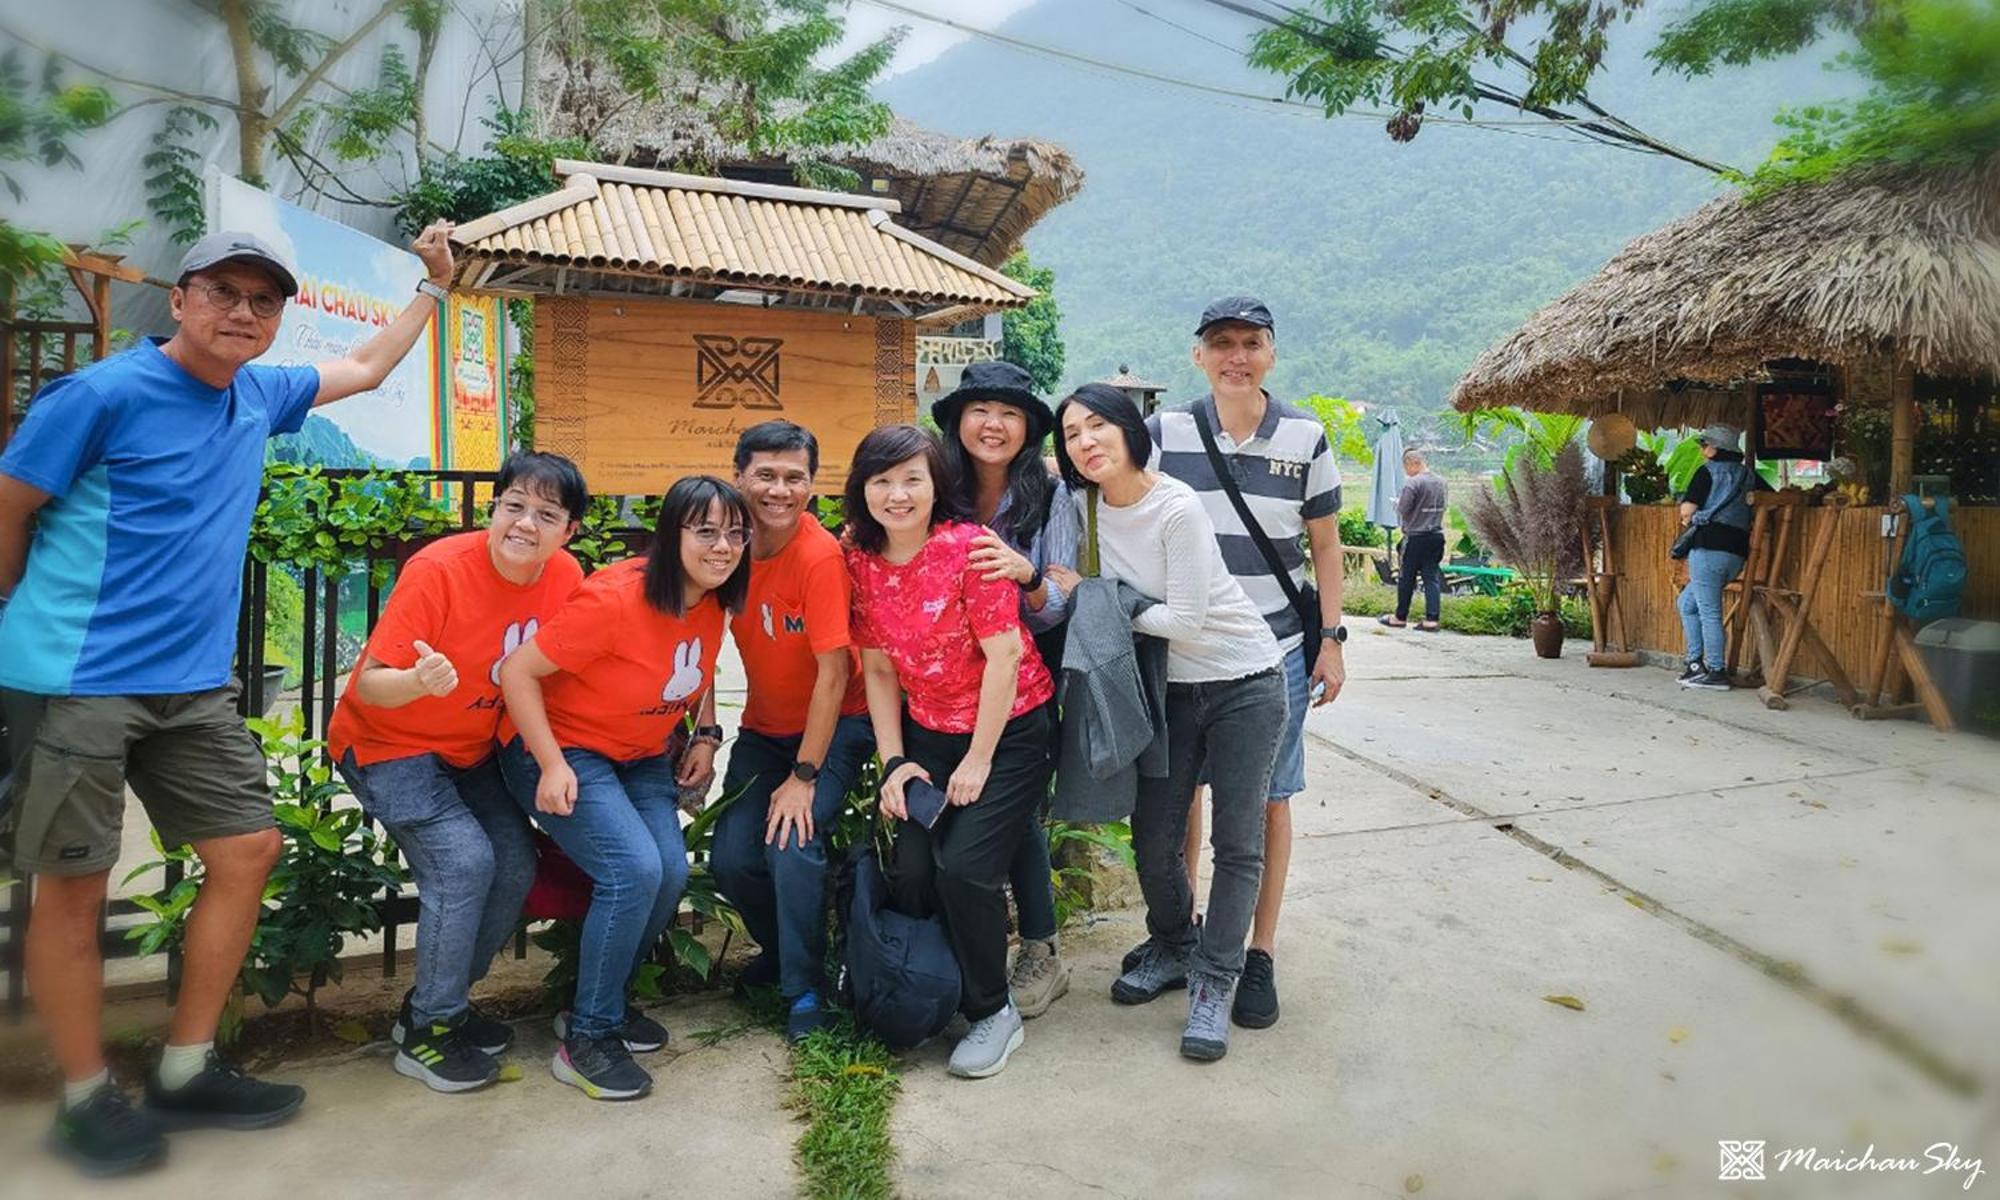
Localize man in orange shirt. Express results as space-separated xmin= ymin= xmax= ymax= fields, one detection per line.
xmin=713 ymin=421 xmax=874 ymax=1043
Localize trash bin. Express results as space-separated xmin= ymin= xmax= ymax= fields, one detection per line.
xmin=1914 ymin=618 xmax=2000 ymax=737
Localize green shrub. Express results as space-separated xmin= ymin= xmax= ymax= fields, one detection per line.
xmin=1338 ymin=507 xmax=1383 ymax=548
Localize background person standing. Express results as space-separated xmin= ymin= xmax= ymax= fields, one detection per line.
xmin=1383 ymin=449 xmax=1447 ymax=631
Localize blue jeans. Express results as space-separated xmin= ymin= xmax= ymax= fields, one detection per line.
xmin=497 ymin=739 xmax=690 ymax=1040
xmin=336 ymin=751 xmax=537 ymax=1028
xmin=710 ymin=715 xmax=875 ymax=999
xmin=1678 ymin=548 xmax=1746 ymax=670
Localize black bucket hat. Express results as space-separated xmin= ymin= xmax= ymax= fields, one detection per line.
xmin=932 ymin=360 xmax=1055 ymax=446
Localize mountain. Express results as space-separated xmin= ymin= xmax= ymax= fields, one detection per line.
xmin=877 ymin=1 xmax=1860 ymax=416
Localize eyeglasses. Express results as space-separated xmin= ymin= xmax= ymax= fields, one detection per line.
xmin=495 ymin=498 xmax=570 ymax=530
xmin=187 ymin=279 xmax=285 ymax=320
xmin=685 ymin=524 xmax=749 ymax=549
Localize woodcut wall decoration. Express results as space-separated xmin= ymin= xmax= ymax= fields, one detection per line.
xmin=534 ymin=297 xmax=915 ymax=493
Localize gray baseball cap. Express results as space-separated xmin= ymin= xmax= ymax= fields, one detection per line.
xmin=1696 ymin=423 xmax=1742 ymax=452
xmin=177 ymin=230 xmax=299 ymax=297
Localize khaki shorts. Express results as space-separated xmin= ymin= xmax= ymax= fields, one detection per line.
xmin=1 ymin=686 xmax=272 ymax=877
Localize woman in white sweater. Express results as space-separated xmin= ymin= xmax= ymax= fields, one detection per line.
xmin=1044 ymin=383 xmax=1285 ymax=1063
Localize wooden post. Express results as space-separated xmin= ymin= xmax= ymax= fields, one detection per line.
xmin=1889 ymin=363 xmax=1917 ymax=497
xmin=1758 ymin=497 xmax=1846 ymax=709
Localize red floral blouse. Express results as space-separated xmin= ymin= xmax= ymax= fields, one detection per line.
xmin=846 ymin=521 xmax=1054 ymax=734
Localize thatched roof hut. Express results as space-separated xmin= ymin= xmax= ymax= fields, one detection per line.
xmin=1450 ymin=157 xmax=2000 ymax=430
xmin=535 ymin=69 xmax=1083 ymax=268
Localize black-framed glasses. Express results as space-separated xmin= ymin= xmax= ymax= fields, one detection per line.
xmin=187 ymin=279 xmax=284 ymax=319
xmin=684 ymin=524 xmax=749 ymax=549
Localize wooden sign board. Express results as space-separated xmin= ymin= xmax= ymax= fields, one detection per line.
xmin=534 ymin=296 xmax=915 ymax=494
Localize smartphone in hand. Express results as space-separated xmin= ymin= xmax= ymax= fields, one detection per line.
xmin=903 ymin=778 xmax=948 ymax=829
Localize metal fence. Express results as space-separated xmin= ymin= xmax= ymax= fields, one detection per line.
xmin=1 ymin=467 xmax=658 ymax=1021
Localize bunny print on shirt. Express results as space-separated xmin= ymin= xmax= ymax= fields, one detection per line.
xmin=663 ymin=636 xmax=704 ymax=703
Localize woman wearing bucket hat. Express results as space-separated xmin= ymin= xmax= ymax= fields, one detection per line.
xmin=933 ymin=360 xmax=1081 ymax=1020
xmin=1675 ymin=424 xmax=1767 ymax=691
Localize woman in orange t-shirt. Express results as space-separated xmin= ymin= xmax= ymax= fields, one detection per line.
xmin=328 ymin=452 xmax=586 ymax=1095
xmin=497 ymin=475 xmax=747 ymax=1102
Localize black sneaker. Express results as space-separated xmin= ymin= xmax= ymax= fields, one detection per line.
xmin=734 ymin=951 xmax=780 ymax=999
xmin=1675 ymin=660 xmax=1704 ymax=685
xmin=552 ymin=1007 xmax=669 ymax=1054
xmin=553 ymin=1033 xmax=652 ymax=1101
xmin=1120 ymin=915 xmax=1200 ymax=974
xmin=1232 ymin=948 xmax=1280 ymax=1029
xmin=48 ymin=1086 xmax=167 ymax=1178
xmin=394 ymin=1015 xmax=501 ymax=1094
xmin=392 ymin=992 xmax=515 ymax=1057
xmin=143 ymin=1053 xmax=304 ymax=1131
xmin=1685 ymin=668 xmax=1732 ymax=692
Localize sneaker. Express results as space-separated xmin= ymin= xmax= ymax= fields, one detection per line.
xmin=1675 ymin=660 xmax=1703 ymax=685
xmin=1120 ymin=936 xmax=1154 ymax=975
xmin=1685 ymin=668 xmax=1732 ymax=692
xmin=48 ymin=1086 xmax=167 ymax=1178
xmin=733 ymin=951 xmax=780 ymax=999
xmin=1008 ymin=937 xmax=1071 ymax=1019
xmin=947 ymin=1003 xmax=1024 ymax=1079
xmin=1111 ymin=939 xmax=1189 ymax=1005
xmin=392 ymin=992 xmax=515 ymax=1057
xmin=552 ymin=1007 xmax=668 ymax=1054
xmin=785 ymin=991 xmax=831 ymax=1044
xmin=143 ymin=1052 xmax=304 ymax=1131
xmin=552 ymin=1033 xmax=652 ymax=1101
xmin=1181 ymin=972 xmax=1234 ymax=1062
xmin=1232 ymin=948 xmax=1280 ymax=1029
xmin=394 ymin=1015 xmax=501 ymax=1094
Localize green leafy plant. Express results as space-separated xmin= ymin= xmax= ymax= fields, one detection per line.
xmin=999 ymin=252 xmax=1064 ymax=395
xmin=1300 ymin=394 xmax=1374 ymax=465
xmin=1047 ymin=820 xmax=1134 ymax=930
xmin=0 ymin=50 xmax=115 ymax=298
xmin=143 ymin=105 xmax=219 ymax=246
xmin=1615 ymin=443 xmax=1671 ymax=504
xmin=249 ymin=462 xmax=456 ymax=586
xmin=1338 ymin=506 xmax=1384 ymax=549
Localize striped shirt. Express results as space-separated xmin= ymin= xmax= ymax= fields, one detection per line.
xmin=1147 ymin=394 xmax=1342 ymax=650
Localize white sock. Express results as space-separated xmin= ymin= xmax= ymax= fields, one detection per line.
xmin=63 ymin=1070 xmax=110 ymax=1109
xmin=157 ymin=1041 xmax=214 ymax=1091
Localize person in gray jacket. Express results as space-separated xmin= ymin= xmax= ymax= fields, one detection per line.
xmin=1382 ymin=449 xmax=1447 ymax=630
xmin=1046 ymin=384 xmax=1284 ymax=1063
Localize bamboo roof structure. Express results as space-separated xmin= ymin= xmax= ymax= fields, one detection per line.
xmin=1451 ymin=157 xmax=2000 ymax=428
xmin=449 ymin=161 xmax=1038 ymax=317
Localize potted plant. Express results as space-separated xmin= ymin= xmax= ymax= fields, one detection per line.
xmin=1465 ymin=441 xmax=1587 ymax=658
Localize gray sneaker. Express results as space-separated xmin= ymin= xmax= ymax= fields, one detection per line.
xmin=1181 ymin=972 xmax=1234 ymax=1062
xmin=1111 ymin=939 xmax=1189 ymax=1005
xmin=948 ymin=1004 xmax=1024 ymax=1079
xmin=1008 ymin=938 xmax=1071 ymax=1019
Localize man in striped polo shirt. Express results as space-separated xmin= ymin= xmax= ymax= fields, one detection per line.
xmin=1142 ymin=295 xmax=1347 ymax=1031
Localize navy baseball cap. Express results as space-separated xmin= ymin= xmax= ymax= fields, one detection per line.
xmin=1195 ymin=296 xmax=1274 ymax=337
xmin=177 ymin=230 xmax=300 ymax=297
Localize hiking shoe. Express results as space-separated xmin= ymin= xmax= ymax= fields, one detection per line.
xmin=143 ymin=1053 xmax=304 ymax=1131
xmin=1685 ymin=668 xmax=1732 ymax=692
xmin=1182 ymin=972 xmax=1234 ymax=1062
xmin=947 ymin=1003 xmax=1024 ymax=1079
xmin=553 ymin=1007 xmax=668 ymax=1053
xmin=392 ymin=992 xmax=515 ymax=1057
xmin=553 ymin=1033 xmax=652 ymax=1101
xmin=786 ymin=991 xmax=831 ymax=1044
xmin=394 ymin=1015 xmax=501 ymax=1094
xmin=1675 ymin=660 xmax=1703 ymax=685
xmin=1232 ymin=949 xmax=1280 ymax=1029
xmin=1008 ymin=937 xmax=1071 ymax=1019
xmin=1120 ymin=936 xmax=1154 ymax=975
xmin=1111 ymin=939 xmax=1189 ymax=1005
xmin=48 ymin=1085 xmax=167 ymax=1177
xmin=734 ymin=951 xmax=780 ymax=999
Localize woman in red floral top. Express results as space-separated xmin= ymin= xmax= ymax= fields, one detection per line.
xmin=844 ymin=424 xmax=1054 ymax=1079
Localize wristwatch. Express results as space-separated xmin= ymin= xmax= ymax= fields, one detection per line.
xmin=791 ymin=760 xmax=821 ymax=783
xmin=1024 ymin=564 xmax=1045 ymax=591
xmin=691 ymin=723 xmax=725 ymax=746
xmin=1321 ymin=624 xmax=1349 ymax=644
xmin=416 ymin=278 xmax=449 ymax=302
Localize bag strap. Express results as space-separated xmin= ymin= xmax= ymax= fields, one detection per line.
xmin=1194 ymin=405 xmax=1307 ymax=610
xmin=1084 ymin=485 xmax=1101 ymax=578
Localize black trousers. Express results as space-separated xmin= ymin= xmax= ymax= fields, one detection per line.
xmin=889 ymin=702 xmax=1056 ymax=1021
xmin=1397 ymin=530 xmax=1446 ymax=621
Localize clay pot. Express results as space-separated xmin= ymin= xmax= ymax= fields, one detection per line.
xmin=1530 ymin=611 xmax=1565 ymax=659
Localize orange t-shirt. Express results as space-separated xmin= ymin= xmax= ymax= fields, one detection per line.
xmin=500 ymin=556 xmax=725 ymax=762
xmin=729 ymin=520 xmax=868 ymax=736
xmin=329 ymin=531 xmax=585 ymax=769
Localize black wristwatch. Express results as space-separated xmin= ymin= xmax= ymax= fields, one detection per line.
xmin=691 ymin=723 xmax=725 ymax=745
xmin=1321 ymin=625 xmax=1349 ymax=644
xmin=791 ymin=760 xmax=820 ymax=783
xmin=1024 ymin=564 xmax=1045 ymax=591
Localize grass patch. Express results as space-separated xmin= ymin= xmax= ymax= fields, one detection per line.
xmin=791 ymin=1016 xmax=901 ymax=1200
xmin=1341 ymin=575 xmax=1591 ymax=639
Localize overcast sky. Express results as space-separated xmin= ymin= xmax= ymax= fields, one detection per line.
xmin=835 ymin=0 xmax=1043 ymax=78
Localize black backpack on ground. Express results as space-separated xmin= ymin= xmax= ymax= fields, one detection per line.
xmin=837 ymin=846 xmax=961 ymax=1051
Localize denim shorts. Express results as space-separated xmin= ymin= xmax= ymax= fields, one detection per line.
xmin=1266 ymin=643 xmax=1309 ymax=801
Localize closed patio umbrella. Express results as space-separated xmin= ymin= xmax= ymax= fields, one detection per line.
xmin=1366 ymin=409 xmax=1405 ymax=583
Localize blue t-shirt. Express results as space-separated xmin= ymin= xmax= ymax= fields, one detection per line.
xmin=0 ymin=338 xmax=319 ymax=695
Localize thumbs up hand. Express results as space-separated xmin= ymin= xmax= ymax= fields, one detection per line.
xmin=411 ymin=639 xmax=459 ymax=697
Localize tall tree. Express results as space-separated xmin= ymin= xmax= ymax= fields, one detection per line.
xmin=999 ymin=251 xmax=1064 ymax=395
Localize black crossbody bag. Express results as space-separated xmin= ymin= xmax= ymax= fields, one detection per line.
xmin=1193 ymin=408 xmax=1321 ymax=674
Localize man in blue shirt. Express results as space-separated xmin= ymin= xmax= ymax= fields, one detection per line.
xmin=0 ymin=222 xmax=456 ymax=1175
